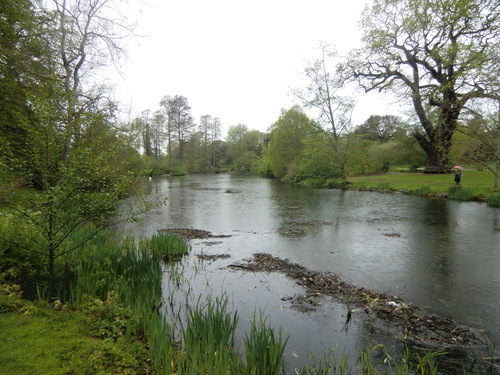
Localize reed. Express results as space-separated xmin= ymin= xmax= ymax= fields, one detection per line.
xmin=413 ymin=185 xmax=431 ymax=196
xmin=244 ymin=312 xmax=289 ymax=375
xmin=486 ymin=192 xmax=500 ymax=207
xmin=177 ymin=295 xmax=241 ymax=374
xmin=447 ymin=185 xmax=474 ymax=201
xmin=149 ymin=231 xmax=190 ymax=261
xmin=66 ymin=228 xmax=175 ymax=373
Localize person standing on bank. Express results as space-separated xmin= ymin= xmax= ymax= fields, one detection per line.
xmin=453 ymin=166 xmax=463 ymax=185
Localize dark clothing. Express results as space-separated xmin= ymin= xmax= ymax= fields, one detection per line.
xmin=454 ymin=172 xmax=461 ymax=185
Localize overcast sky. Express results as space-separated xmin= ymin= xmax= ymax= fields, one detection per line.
xmin=112 ymin=0 xmax=402 ymax=135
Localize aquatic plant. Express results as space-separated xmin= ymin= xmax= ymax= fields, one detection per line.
xmin=244 ymin=312 xmax=289 ymax=375
xmin=149 ymin=231 xmax=190 ymax=261
xmin=377 ymin=182 xmax=391 ymax=190
xmin=447 ymin=185 xmax=474 ymax=201
xmin=486 ymin=192 xmax=500 ymax=207
xmin=177 ymin=295 xmax=242 ymax=374
xmin=413 ymin=185 xmax=431 ymax=196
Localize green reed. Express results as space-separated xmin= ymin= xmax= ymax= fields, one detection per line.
xmin=447 ymin=185 xmax=474 ymax=201
xmin=486 ymin=192 xmax=500 ymax=207
xmin=66 ymin=228 xmax=175 ymax=373
xmin=177 ymin=295 xmax=242 ymax=374
xmin=149 ymin=231 xmax=190 ymax=261
xmin=244 ymin=312 xmax=288 ymax=375
xmin=413 ymin=185 xmax=431 ymax=196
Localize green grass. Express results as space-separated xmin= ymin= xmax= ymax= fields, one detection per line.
xmin=0 ymin=294 xmax=146 ymax=374
xmin=348 ymin=170 xmax=498 ymax=200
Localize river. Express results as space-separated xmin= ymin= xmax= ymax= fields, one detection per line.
xmin=122 ymin=173 xmax=500 ymax=370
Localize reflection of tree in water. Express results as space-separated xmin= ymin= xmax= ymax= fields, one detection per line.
xmin=408 ymin=198 xmax=455 ymax=299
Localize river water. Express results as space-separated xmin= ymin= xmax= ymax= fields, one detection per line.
xmin=122 ymin=173 xmax=500 ymax=369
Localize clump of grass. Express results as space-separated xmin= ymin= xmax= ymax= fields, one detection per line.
xmin=413 ymin=185 xmax=431 ymax=196
xmin=244 ymin=312 xmax=288 ymax=375
xmin=377 ymin=182 xmax=391 ymax=190
xmin=178 ymin=295 xmax=242 ymax=374
xmin=486 ymin=192 xmax=500 ymax=207
xmin=447 ymin=185 xmax=474 ymax=201
xmin=149 ymin=231 xmax=190 ymax=261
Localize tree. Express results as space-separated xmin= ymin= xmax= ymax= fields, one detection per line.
xmin=349 ymin=0 xmax=500 ymax=168
xmin=225 ymin=124 xmax=264 ymax=172
xmin=0 ymin=0 xmax=146 ymax=298
xmin=48 ymin=0 xmax=133 ymax=164
xmin=199 ymin=114 xmax=223 ymax=168
xmin=265 ymin=107 xmax=319 ymax=179
xmin=456 ymin=100 xmax=500 ymax=187
xmin=293 ymin=44 xmax=355 ymax=182
xmin=353 ymin=115 xmax=406 ymax=143
xmin=160 ymin=95 xmax=195 ymax=164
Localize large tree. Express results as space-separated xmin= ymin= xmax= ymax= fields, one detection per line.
xmin=265 ymin=106 xmax=319 ymax=179
xmin=293 ymin=44 xmax=355 ymax=182
xmin=0 ymin=0 xmax=144 ymax=297
xmin=349 ymin=0 xmax=500 ymax=167
xmin=159 ymin=95 xmax=195 ymax=163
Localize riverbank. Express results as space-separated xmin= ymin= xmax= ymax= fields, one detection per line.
xmin=338 ymin=170 xmax=500 ymax=205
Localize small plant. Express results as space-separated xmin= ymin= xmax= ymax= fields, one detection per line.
xmin=179 ymin=295 xmax=241 ymax=373
xmin=413 ymin=185 xmax=431 ymax=196
xmin=149 ymin=231 xmax=190 ymax=261
xmin=377 ymin=182 xmax=391 ymax=190
xmin=244 ymin=312 xmax=289 ymax=375
xmin=486 ymin=192 xmax=500 ymax=207
xmin=447 ymin=185 xmax=474 ymax=201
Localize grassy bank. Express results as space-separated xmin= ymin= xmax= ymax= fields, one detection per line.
xmin=346 ymin=170 xmax=499 ymax=204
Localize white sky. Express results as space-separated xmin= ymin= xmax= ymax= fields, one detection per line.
xmin=112 ymin=0 xmax=403 ymax=135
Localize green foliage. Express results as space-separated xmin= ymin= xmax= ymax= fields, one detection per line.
xmin=413 ymin=185 xmax=431 ymax=196
xmin=80 ymin=293 xmax=141 ymax=342
xmin=486 ymin=192 xmax=500 ymax=207
xmin=0 ymin=291 xmax=146 ymax=374
xmin=447 ymin=185 xmax=474 ymax=201
xmin=267 ymin=107 xmax=320 ymax=179
xmin=149 ymin=231 xmax=190 ymax=261
xmin=226 ymin=124 xmax=264 ymax=172
xmin=179 ymin=295 xmax=242 ymax=373
xmin=244 ymin=313 xmax=288 ymax=375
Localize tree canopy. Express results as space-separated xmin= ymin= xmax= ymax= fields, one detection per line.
xmin=349 ymin=0 xmax=500 ymax=167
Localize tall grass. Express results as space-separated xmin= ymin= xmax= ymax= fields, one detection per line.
xmin=66 ymin=228 xmax=178 ymax=373
xmin=447 ymin=185 xmax=474 ymax=201
xmin=60 ymin=227 xmax=489 ymax=374
xmin=177 ymin=295 xmax=242 ymax=374
xmin=149 ymin=231 xmax=190 ymax=261
xmin=244 ymin=312 xmax=288 ymax=375
xmin=413 ymin=185 xmax=431 ymax=196
xmin=486 ymin=192 xmax=500 ymax=207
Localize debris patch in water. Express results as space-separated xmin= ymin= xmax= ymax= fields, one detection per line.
xmin=160 ymin=228 xmax=231 ymax=240
xmin=229 ymin=253 xmax=490 ymax=351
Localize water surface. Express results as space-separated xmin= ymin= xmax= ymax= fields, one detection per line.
xmin=122 ymin=174 xmax=500 ymax=368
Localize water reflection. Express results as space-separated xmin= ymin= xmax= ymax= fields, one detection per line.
xmin=123 ymin=174 xmax=500 ymax=357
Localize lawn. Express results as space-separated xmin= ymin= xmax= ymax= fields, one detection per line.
xmin=0 ymin=290 xmax=147 ymax=375
xmin=347 ymin=170 xmax=498 ymax=199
